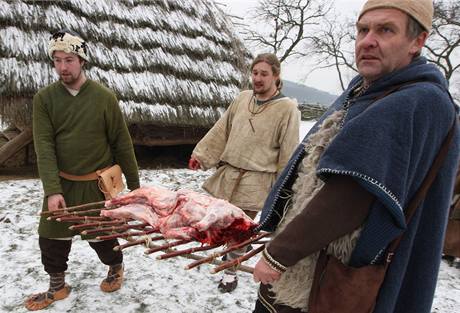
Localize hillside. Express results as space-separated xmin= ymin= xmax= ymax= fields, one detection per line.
xmin=283 ymin=80 xmax=337 ymax=106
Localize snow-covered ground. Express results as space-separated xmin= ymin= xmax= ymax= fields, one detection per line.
xmin=0 ymin=170 xmax=261 ymax=313
xmin=0 ymin=169 xmax=459 ymax=313
xmin=0 ymin=121 xmax=458 ymax=312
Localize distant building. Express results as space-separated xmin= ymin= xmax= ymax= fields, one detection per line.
xmin=297 ymin=103 xmax=328 ymax=121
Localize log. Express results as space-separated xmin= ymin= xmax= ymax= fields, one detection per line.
xmin=0 ymin=128 xmax=33 ymax=165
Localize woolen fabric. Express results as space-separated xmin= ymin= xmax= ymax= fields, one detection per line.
xmin=39 ymin=237 xmax=122 ymax=274
xmin=359 ymin=0 xmax=434 ymax=31
xmin=258 ymin=56 xmax=459 ymax=313
xmin=33 ymin=79 xmax=139 ymax=238
xmin=193 ymin=90 xmax=299 ymax=211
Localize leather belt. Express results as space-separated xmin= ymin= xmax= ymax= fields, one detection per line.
xmin=59 ymin=166 xmax=110 ymax=181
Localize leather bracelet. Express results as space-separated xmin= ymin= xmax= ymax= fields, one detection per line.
xmin=262 ymin=247 xmax=287 ymax=273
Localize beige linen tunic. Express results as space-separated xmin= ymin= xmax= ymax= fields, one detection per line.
xmin=193 ymin=90 xmax=300 ymax=212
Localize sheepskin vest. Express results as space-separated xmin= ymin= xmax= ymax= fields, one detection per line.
xmin=269 ymin=109 xmax=362 ymax=311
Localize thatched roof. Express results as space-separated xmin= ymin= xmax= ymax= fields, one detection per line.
xmin=0 ymin=0 xmax=251 ymax=129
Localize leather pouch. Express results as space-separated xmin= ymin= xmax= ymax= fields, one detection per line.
xmin=97 ymin=165 xmax=125 ymax=200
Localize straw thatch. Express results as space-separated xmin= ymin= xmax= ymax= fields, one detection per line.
xmin=0 ymin=0 xmax=251 ymax=144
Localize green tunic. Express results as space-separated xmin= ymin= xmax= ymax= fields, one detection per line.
xmin=33 ymin=79 xmax=140 ymax=238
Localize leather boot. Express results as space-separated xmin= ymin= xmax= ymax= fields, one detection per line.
xmin=100 ymin=263 xmax=124 ymax=292
xmin=25 ymin=272 xmax=71 ymax=311
xmin=218 ymin=271 xmax=238 ymax=293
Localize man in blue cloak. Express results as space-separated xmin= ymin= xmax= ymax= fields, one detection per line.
xmin=252 ymin=0 xmax=460 ymax=312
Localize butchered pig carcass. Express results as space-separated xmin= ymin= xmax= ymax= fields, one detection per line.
xmin=100 ymin=186 xmax=257 ymax=245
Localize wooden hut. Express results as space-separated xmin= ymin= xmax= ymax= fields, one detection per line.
xmin=0 ymin=0 xmax=250 ymax=166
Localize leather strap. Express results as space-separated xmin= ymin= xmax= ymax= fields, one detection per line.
xmin=229 ymin=168 xmax=247 ymax=202
xmin=217 ymin=161 xmax=249 ymax=202
xmin=59 ymin=166 xmax=110 ymax=181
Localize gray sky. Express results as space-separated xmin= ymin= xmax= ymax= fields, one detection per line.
xmin=218 ymin=0 xmax=366 ymax=94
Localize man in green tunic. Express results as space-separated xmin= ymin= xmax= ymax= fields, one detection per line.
xmin=189 ymin=53 xmax=300 ymax=292
xmin=25 ymin=29 xmax=140 ymax=311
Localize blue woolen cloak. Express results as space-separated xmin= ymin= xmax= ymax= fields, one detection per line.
xmin=258 ymin=57 xmax=460 ymax=313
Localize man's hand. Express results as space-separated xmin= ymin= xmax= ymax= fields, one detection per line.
xmin=253 ymin=258 xmax=282 ymax=285
xmin=47 ymin=194 xmax=66 ymax=212
xmin=188 ymin=156 xmax=201 ymax=170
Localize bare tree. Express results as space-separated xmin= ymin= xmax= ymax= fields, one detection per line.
xmin=306 ymin=17 xmax=356 ymax=91
xmin=243 ymin=0 xmax=331 ymax=63
xmin=245 ymin=0 xmax=459 ymax=98
xmin=425 ymin=0 xmax=460 ymax=83
xmin=304 ymin=0 xmax=460 ymax=94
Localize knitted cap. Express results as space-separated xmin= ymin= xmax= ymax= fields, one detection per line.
xmin=48 ymin=29 xmax=89 ymax=61
xmin=359 ymin=0 xmax=434 ymax=32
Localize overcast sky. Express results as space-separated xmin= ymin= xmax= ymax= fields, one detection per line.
xmin=217 ymin=0 xmax=367 ymax=94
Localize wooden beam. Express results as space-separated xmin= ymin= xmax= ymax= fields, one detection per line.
xmin=132 ymin=137 xmax=201 ymax=146
xmin=2 ymin=129 xmax=20 ymax=141
xmin=0 ymin=128 xmax=33 ymax=165
xmin=128 ymin=124 xmax=208 ymax=147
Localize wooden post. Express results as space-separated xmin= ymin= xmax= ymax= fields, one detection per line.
xmin=0 ymin=128 xmax=33 ymax=165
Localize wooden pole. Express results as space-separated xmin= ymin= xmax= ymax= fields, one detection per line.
xmin=114 ymin=235 xmax=165 ymax=251
xmin=185 ymin=232 xmax=270 ymax=270
xmin=142 ymin=241 xmax=255 ymax=274
xmin=145 ymin=239 xmax=191 ymax=254
xmin=69 ymin=220 xmax=126 ymax=230
xmin=41 ymin=201 xmax=106 ymax=216
xmin=57 ymin=216 xmax=109 ymax=222
xmin=81 ymin=222 xmax=150 ymax=235
xmin=48 ymin=208 xmax=103 ymax=220
xmin=96 ymin=229 xmax=157 ymax=241
xmin=210 ymin=245 xmax=264 ymax=274
xmin=157 ymin=243 xmax=220 ymax=260
xmin=0 ymin=128 xmax=32 ymax=165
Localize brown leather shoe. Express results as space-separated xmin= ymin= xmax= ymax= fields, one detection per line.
xmin=24 ymin=284 xmax=71 ymax=311
xmin=100 ymin=263 xmax=124 ymax=292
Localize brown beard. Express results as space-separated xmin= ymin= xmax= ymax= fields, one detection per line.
xmin=59 ymin=69 xmax=85 ymax=89
xmin=253 ymin=86 xmax=278 ymax=100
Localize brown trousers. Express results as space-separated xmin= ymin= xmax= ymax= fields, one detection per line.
xmin=39 ymin=236 xmax=122 ymax=273
xmin=253 ymin=284 xmax=304 ymax=313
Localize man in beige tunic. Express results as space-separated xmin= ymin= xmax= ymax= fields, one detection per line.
xmin=189 ymin=53 xmax=300 ymax=292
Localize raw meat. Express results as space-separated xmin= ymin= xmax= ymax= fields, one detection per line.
xmin=101 ymin=185 xmax=257 ymax=245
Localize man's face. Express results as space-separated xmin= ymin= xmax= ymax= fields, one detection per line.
xmin=355 ymin=8 xmax=425 ymax=83
xmin=52 ymin=51 xmax=84 ymax=87
xmin=251 ymin=61 xmax=279 ymax=97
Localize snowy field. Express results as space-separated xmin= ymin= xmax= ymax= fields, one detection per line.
xmin=0 ymin=120 xmax=459 ymax=313
xmin=0 ymin=170 xmax=261 ymax=313
xmin=1 ymin=169 xmax=459 ymax=313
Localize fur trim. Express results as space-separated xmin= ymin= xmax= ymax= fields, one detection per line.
xmin=269 ymin=109 xmax=363 ymax=311
xmin=48 ymin=32 xmax=89 ymax=61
